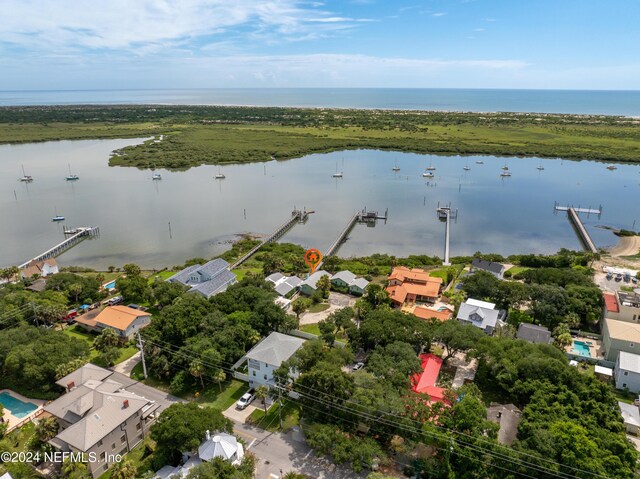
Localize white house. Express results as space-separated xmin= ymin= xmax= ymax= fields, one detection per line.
xmin=457 ymin=298 xmax=506 ymax=335
xmin=615 ymin=351 xmax=640 ymax=393
xmin=619 ymin=402 xmax=640 ymax=435
xmin=167 ymin=258 xmax=237 ymax=299
xmin=20 ymin=258 xmax=59 ymax=279
xmin=330 ymin=270 xmax=370 ymax=296
xmin=243 ymin=332 xmax=305 ymax=389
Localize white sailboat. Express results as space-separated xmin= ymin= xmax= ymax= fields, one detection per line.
xmin=463 ymin=165 xmax=471 ymax=171
xmin=423 ymin=171 xmax=435 ymax=178
xmin=152 ymin=173 xmax=162 ymax=180
xmin=52 ymin=207 xmax=64 ymax=222
xmin=536 ymin=161 xmax=545 ymax=171
xmin=214 ymin=166 xmax=226 ymax=179
xmin=392 ymin=160 xmax=400 ymax=172
xmin=332 ymin=162 xmax=343 ymax=178
xmin=19 ymin=165 xmax=33 ymax=182
xmin=500 ymin=171 xmax=512 ymax=177
xmin=426 ymin=160 xmax=436 ymax=171
xmin=65 ymin=164 xmax=79 ymax=181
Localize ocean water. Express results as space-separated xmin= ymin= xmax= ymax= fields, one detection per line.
xmin=0 ymin=88 xmax=639 ymax=116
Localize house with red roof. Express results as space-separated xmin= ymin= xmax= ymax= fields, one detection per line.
xmin=386 ymin=267 xmax=443 ymax=307
xmin=411 ymin=353 xmax=448 ymax=405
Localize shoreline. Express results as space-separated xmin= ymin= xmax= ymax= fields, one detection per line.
xmin=608 ymin=235 xmax=640 ymax=256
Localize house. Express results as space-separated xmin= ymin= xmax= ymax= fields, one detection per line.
xmin=386 ymin=267 xmax=443 ymax=306
xmin=516 ymin=323 xmax=552 ymax=344
xmin=471 ymin=258 xmax=505 ymax=279
xmin=299 ymin=270 xmax=330 ymax=296
xmin=456 ymin=298 xmax=506 ymax=335
xmin=615 ymin=351 xmax=640 ymax=392
xmin=619 ymin=402 xmax=640 ymax=435
xmin=167 ymin=258 xmax=237 ymax=299
xmin=410 ymin=305 xmax=454 ymax=322
xmin=487 ymin=404 xmax=521 ymax=445
xmin=45 ymin=364 xmax=161 ymax=478
xmin=92 ymin=305 xmax=151 ymax=341
xmin=330 ymin=270 xmax=370 ymax=296
xmin=604 ymin=291 xmax=640 ymax=323
xmin=242 ymin=332 xmax=305 ymax=389
xmin=26 ymin=278 xmax=48 ymax=292
xmin=602 ymin=318 xmax=640 ymax=362
xmin=154 ymin=431 xmax=244 ymax=478
xmin=20 ymin=258 xmax=59 ymax=279
xmin=411 ymin=353 xmax=447 ymax=404
xmin=266 ymin=272 xmax=302 ymax=297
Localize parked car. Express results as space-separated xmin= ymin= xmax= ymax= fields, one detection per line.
xmin=352 ymin=362 xmax=365 ymax=371
xmin=62 ymin=310 xmax=78 ymax=322
xmin=108 ymin=296 xmax=123 ymax=306
xmin=236 ymin=389 xmax=255 ymax=409
xmin=615 ymin=274 xmax=623 ymax=282
xmin=624 ymin=274 xmax=631 ymax=283
xmin=606 ymin=273 xmax=613 ymax=280
xmin=127 ymin=303 xmax=141 ymax=310
xmin=633 ymin=277 xmax=638 ymax=284
xmin=89 ymin=302 xmax=101 ymax=310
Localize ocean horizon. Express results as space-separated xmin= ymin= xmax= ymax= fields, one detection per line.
xmin=1 ymin=88 xmax=640 ymax=116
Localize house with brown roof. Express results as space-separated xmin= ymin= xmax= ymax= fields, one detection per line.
xmin=92 ymin=306 xmax=151 ymax=341
xmin=603 ymin=291 xmax=640 ymax=324
xmin=20 ymin=258 xmax=59 ymax=279
xmin=386 ymin=266 xmax=443 ymax=307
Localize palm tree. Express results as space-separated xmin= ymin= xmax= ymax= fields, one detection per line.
xmin=214 ymin=370 xmax=226 ymax=392
xmin=94 ymin=328 xmax=119 ymax=352
xmin=255 ymin=385 xmax=269 ymax=414
xmin=190 ymin=360 xmax=206 ymax=389
xmin=35 ymin=416 xmax=59 ymax=442
xmin=69 ymin=283 xmax=83 ymax=303
xmin=111 ymin=460 xmax=137 ymax=479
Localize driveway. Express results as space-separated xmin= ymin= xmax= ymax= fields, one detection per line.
xmin=223 ymin=402 xmax=259 ymax=423
xmin=112 ymin=351 xmax=141 ymax=375
xmin=233 ymin=422 xmax=366 ymax=479
xmin=299 ymin=292 xmax=356 ymax=326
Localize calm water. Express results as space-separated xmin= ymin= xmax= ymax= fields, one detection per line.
xmin=1 ymin=139 xmax=639 ymax=269
xmin=1 ymin=89 xmax=640 ymax=116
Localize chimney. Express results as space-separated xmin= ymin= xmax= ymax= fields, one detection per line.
xmin=67 ymin=381 xmax=75 ymax=391
xmin=123 ymin=399 xmax=129 ymax=409
xmin=205 ymin=430 xmax=210 ymax=441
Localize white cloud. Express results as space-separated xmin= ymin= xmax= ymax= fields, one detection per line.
xmin=431 ymin=12 xmax=447 ymax=17
xmin=0 ymin=0 xmax=367 ymax=53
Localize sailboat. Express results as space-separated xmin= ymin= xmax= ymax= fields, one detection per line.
xmin=463 ymin=165 xmax=471 ymax=171
xmin=500 ymin=171 xmax=512 ymax=177
xmin=332 ymin=162 xmax=343 ymax=178
xmin=606 ymin=165 xmax=618 ymax=170
xmin=19 ymin=165 xmax=33 ymax=182
xmin=214 ymin=166 xmax=226 ymax=179
xmin=501 ymin=161 xmax=509 ymax=171
xmin=152 ymin=173 xmax=162 ymax=180
xmin=65 ymin=164 xmax=79 ymax=181
xmin=536 ymin=161 xmax=545 ymax=171
xmin=426 ymin=160 xmax=436 ymax=171
xmin=475 ymin=160 xmax=484 ymax=164
xmin=52 ymin=207 xmax=64 ymax=222
xmin=423 ymin=171 xmax=435 ymax=178
xmin=392 ymin=161 xmax=400 ymax=172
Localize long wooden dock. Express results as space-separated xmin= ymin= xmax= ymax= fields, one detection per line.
xmin=18 ymin=226 xmax=100 ymax=268
xmin=324 ymin=207 xmax=388 ymax=258
xmin=566 ymin=207 xmax=598 ymax=253
xmin=230 ymin=209 xmax=309 ymax=269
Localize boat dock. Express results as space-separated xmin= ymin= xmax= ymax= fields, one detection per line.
xmin=230 ymin=209 xmax=310 ymax=269
xmin=553 ymin=203 xmax=600 ymax=253
xmin=18 ymin=226 xmax=100 ymax=268
xmin=324 ymin=207 xmax=388 ymax=258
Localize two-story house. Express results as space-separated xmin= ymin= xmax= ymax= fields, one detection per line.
xmin=45 ymin=364 xmax=160 ymax=478
xmin=242 ymin=332 xmax=305 ymax=389
xmin=167 ymin=258 xmax=237 ymax=299
xmin=615 ymin=351 xmax=640 ymax=393
xmin=457 ymin=298 xmax=506 ymax=335
xmin=92 ymin=305 xmax=151 ymax=341
xmin=386 ymin=266 xmax=443 ymax=306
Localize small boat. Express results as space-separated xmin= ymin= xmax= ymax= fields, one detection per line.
xmin=463 ymin=165 xmax=471 ymax=171
xmin=606 ymin=165 xmax=618 ymax=170
xmin=501 ymin=165 xmax=509 ymax=171
xmin=152 ymin=173 xmax=162 ymax=180
xmin=536 ymin=161 xmax=544 ymax=171
xmin=65 ymin=164 xmax=79 ymax=181
xmin=426 ymin=160 xmax=436 ymax=171
xmin=52 ymin=215 xmax=65 ymax=222
xmin=423 ymin=172 xmax=434 ymax=178
xmin=214 ymin=167 xmax=225 ymax=179
xmin=19 ymin=165 xmax=33 ymax=182
xmin=500 ymin=171 xmax=512 ymax=177
xmin=332 ymin=162 xmax=343 ymax=178
xmin=475 ymin=160 xmax=484 ymax=164
xmin=392 ymin=161 xmax=400 ymax=172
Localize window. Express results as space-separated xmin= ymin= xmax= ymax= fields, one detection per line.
xmin=97 ymin=440 xmax=103 ymax=447
xmin=100 ymin=452 xmax=106 ymax=461
xmin=121 ymin=434 xmax=126 ymax=444
xmin=623 ymin=383 xmax=627 ymax=388
xmin=136 ymin=423 xmax=142 ymax=431
xmin=111 ymin=442 xmax=116 ymax=450
xmin=264 ymin=374 xmax=267 ymax=380
xmin=631 ymin=343 xmax=635 ymax=348
xmin=252 ymin=371 xmax=256 ymax=376
xmin=624 ymin=371 xmax=629 ymax=376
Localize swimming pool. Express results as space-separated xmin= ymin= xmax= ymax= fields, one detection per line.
xmin=572 ymin=340 xmax=592 ymax=358
xmin=0 ymin=391 xmax=38 ymax=418
xmin=104 ymin=280 xmax=116 ymax=289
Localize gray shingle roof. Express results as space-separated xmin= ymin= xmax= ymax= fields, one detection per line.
xmin=167 ymin=259 xmax=230 ymax=286
xmin=619 ymin=401 xmax=640 ymax=427
xmin=457 ymin=300 xmax=500 ymax=330
xmin=331 ymin=270 xmax=357 ymax=284
xmin=301 ymin=270 xmax=330 ymax=290
xmin=350 ymin=278 xmax=370 ymax=290
xmin=190 ymin=269 xmax=236 ymax=298
xmin=266 ymin=272 xmax=285 ymax=284
xmin=245 ymin=332 xmax=305 ymax=367
xmin=516 ymin=323 xmax=552 ymax=344
xmin=472 ymin=258 xmax=505 ymax=275
xmin=166 ymin=264 xmax=201 ymax=285
xmin=275 ymin=282 xmax=297 ymax=296
xmin=56 ymin=363 xmax=113 ymax=389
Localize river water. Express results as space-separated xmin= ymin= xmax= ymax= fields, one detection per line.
xmin=1 ymin=138 xmax=638 ymax=269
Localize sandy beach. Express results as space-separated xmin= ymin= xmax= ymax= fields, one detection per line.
xmin=608 ymin=235 xmax=640 ymax=256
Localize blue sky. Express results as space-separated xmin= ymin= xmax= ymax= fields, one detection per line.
xmin=0 ymin=0 xmax=638 ymax=90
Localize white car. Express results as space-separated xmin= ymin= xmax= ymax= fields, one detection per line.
xmin=236 ymin=389 xmax=255 ymax=409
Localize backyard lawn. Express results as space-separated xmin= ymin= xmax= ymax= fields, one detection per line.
xmin=233 ymin=267 xmax=262 ymax=281
xmin=308 ymin=303 xmax=330 ymax=313
xmin=300 ymin=323 xmax=321 ymax=335
xmin=506 ymin=266 xmax=531 ymax=276
xmin=192 ymin=379 xmax=247 ymax=411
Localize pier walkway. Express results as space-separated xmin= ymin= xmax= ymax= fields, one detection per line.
xmin=324 ymin=207 xmax=388 ymax=258
xmin=18 ymin=226 xmax=100 ymax=268
xmin=230 ymin=209 xmax=309 ymax=270
xmin=566 ymin=207 xmax=598 ymax=253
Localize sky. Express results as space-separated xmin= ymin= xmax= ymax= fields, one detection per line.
xmin=0 ymin=0 xmax=639 ymax=90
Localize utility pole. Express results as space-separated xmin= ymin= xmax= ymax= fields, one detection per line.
xmin=137 ymin=332 xmax=148 ymax=379
xmin=278 ymin=387 xmax=283 ymax=430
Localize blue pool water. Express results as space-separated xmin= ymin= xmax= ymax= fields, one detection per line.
xmin=104 ymin=280 xmax=116 ymax=289
xmin=0 ymin=391 xmax=38 ymax=418
xmin=572 ymin=340 xmax=592 ymax=358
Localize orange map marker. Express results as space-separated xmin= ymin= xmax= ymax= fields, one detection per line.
xmin=304 ymin=249 xmax=323 ymax=274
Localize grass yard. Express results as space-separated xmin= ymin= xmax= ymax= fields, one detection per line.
xmin=233 ymin=267 xmax=263 ymax=281
xmin=1 ymin=421 xmax=35 ymax=453
xmin=147 ymin=270 xmax=176 ymax=284
xmin=192 ymin=379 xmax=248 ymax=411
xmin=300 ymin=323 xmax=321 ymax=336
xmin=97 ymin=437 xmax=156 ymax=479
xmin=507 ymin=266 xmax=531 ymax=276
xmin=308 ymin=303 xmax=330 ymax=313
xmin=130 ymin=362 xmax=171 ymax=391
xmin=63 ymin=325 xmax=100 ymax=360
xmin=247 ymin=400 xmax=301 ymax=432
